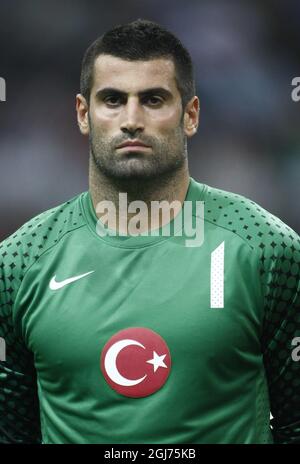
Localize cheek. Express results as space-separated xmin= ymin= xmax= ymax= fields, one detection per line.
xmin=147 ymin=108 xmax=181 ymax=129
xmin=90 ymin=103 xmax=120 ymax=125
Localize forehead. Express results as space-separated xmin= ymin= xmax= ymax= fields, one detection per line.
xmin=92 ymin=54 xmax=179 ymax=94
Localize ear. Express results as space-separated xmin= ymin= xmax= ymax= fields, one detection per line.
xmin=76 ymin=94 xmax=89 ymax=135
xmin=183 ymin=96 xmax=200 ymax=138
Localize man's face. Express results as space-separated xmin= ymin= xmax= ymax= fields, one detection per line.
xmin=77 ymin=55 xmax=197 ymax=180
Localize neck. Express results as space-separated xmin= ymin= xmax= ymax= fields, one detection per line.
xmin=89 ymin=155 xmax=190 ymax=234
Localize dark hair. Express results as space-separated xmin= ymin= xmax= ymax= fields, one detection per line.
xmin=80 ymin=19 xmax=196 ymax=110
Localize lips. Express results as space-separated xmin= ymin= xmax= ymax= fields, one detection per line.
xmin=117 ymin=140 xmax=150 ymax=149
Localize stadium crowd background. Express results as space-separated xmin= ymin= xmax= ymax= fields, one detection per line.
xmin=0 ymin=0 xmax=299 ymax=241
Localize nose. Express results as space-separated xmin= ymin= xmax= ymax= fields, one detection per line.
xmin=120 ymin=97 xmax=145 ymax=135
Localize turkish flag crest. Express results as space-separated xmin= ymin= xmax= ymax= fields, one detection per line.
xmin=100 ymin=327 xmax=171 ymax=398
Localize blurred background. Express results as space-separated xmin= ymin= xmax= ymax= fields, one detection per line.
xmin=0 ymin=0 xmax=299 ymax=240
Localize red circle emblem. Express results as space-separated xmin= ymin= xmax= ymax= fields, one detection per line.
xmin=100 ymin=327 xmax=171 ymax=398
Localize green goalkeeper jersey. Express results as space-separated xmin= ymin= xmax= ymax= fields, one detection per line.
xmin=0 ymin=177 xmax=300 ymax=444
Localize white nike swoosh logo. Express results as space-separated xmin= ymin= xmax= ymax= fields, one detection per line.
xmin=49 ymin=271 xmax=95 ymax=290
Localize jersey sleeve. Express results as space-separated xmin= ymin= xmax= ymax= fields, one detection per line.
xmin=0 ymin=241 xmax=41 ymax=443
xmin=0 ymin=195 xmax=84 ymax=443
xmin=261 ymin=220 xmax=300 ymax=443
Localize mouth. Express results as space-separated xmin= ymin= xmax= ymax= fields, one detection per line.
xmin=116 ymin=140 xmax=151 ymax=151
xmin=116 ymin=145 xmax=151 ymax=152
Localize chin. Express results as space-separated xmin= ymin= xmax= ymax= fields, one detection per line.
xmin=110 ymin=160 xmax=161 ymax=179
xmin=111 ymin=170 xmax=159 ymax=181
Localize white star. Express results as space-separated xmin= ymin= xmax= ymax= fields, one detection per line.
xmin=146 ymin=351 xmax=167 ymax=373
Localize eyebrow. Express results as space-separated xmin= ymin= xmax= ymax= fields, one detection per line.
xmin=95 ymin=87 xmax=173 ymax=100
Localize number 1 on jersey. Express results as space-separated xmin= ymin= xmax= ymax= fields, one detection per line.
xmin=210 ymin=241 xmax=225 ymax=308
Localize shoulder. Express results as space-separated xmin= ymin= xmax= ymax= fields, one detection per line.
xmin=0 ymin=192 xmax=87 ymax=304
xmin=194 ymin=181 xmax=300 ymax=307
xmin=199 ymin=181 xmax=300 ymax=256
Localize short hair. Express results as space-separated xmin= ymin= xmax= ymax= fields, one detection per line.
xmin=80 ymin=19 xmax=196 ymax=110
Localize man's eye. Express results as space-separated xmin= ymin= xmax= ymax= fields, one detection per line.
xmin=145 ymin=96 xmax=163 ymax=106
xmin=104 ymin=96 xmax=122 ymax=106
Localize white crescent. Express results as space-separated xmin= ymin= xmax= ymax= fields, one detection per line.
xmin=104 ymin=339 xmax=147 ymax=386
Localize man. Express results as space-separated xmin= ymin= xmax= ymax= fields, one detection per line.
xmin=0 ymin=19 xmax=299 ymax=444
